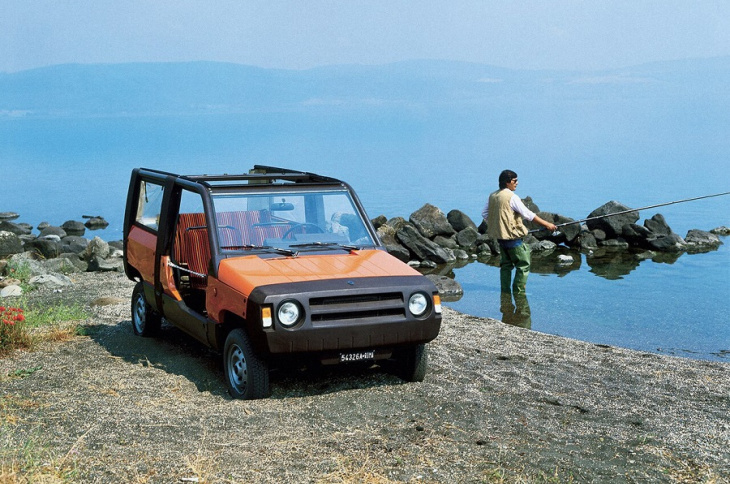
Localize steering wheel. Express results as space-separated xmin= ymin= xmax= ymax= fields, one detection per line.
xmin=282 ymin=223 xmax=324 ymax=239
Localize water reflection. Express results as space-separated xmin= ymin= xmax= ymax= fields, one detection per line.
xmin=500 ymin=291 xmax=532 ymax=329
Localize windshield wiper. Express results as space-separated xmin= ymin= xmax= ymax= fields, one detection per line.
xmin=289 ymin=242 xmax=361 ymax=251
xmin=220 ymin=244 xmax=297 ymax=256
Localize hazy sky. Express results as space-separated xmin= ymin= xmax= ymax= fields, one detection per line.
xmin=2 ymin=1 xmax=729 ymax=73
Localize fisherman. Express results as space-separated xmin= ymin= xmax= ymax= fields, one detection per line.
xmin=482 ymin=170 xmax=557 ymax=294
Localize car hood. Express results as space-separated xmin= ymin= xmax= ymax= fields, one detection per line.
xmin=217 ymin=249 xmax=421 ymax=295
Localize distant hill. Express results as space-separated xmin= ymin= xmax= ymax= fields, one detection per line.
xmin=1 ymin=57 xmax=729 ymax=118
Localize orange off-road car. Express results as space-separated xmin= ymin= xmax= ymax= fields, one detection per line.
xmin=123 ymin=166 xmax=442 ymax=399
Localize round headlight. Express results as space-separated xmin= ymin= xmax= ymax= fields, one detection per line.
xmin=408 ymin=293 xmax=429 ymax=317
xmin=277 ymin=301 xmax=301 ymax=327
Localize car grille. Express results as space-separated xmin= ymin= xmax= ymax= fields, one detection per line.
xmin=309 ymin=292 xmax=406 ymax=324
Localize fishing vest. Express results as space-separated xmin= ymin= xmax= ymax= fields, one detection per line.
xmin=486 ymin=189 xmax=529 ymax=240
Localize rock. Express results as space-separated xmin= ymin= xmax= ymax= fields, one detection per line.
xmin=535 ymin=240 xmax=557 ymax=252
xmin=25 ymin=238 xmax=61 ymax=259
xmin=643 ymin=214 xmax=672 ymax=236
xmin=685 ymin=229 xmax=722 ymax=252
xmin=586 ymin=201 xmax=640 ymax=238
xmin=384 ymin=244 xmax=411 ymax=263
xmin=376 ymin=224 xmax=398 ymax=246
xmin=453 ymin=249 xmax=470 ymax=260
xmin=0 ymin=277 xmax=21 ymax=288
xmin=29 ymin=273 xmax=73 ymax=288
xmin=61 ymin=220 xmax=86 ymax=237
xmin=645 ymin=233 xmax=686 ymax=252
xmin=0 ymin=212 xmax=20 ymax=221
xmin=622 ymin=224 xmax=653 ymax=246
xmin=447 ymin=210 xmax=477 ymax=232
xmin=0 ymin=285 xmax=22 ymax=297
xmin=433 ymin=235 xmax=458 ymax=250
xmin=385 ymin=217 xmax=408 ymax=231
xmin=557 ymin=255 xmax=574 ymax=265
xmin=87 ymin=255 xmax=124 ymax=272
xmin=40 ymin=226 xmax=67 ymax=238
xmin=83 ymin=237 xmax=110 ymax=261
xmin=591 ymin=228 xmax=607 ymax=242
xmin=0 ymin=221 xmax=31 ymax=236
xmin=370 ymin=215 xmax=387 ymax=229
xmin=396 ymin=224 xmax=456 ymax=264
xmin=0 ymin=231 xmax=24 ymax=258
xmin=710 ymin=226 xmax=730 ymax=236
xmin=476 ymin=243 xmax=492 ymax=258
xmin=37 ymin=221 xmax=50 ymax=231
xmin=84 ymin=216 xmax=109 ymax=229
xmin=61 ymin=236 xmax=90 ymax=254
xmin=576 ymin=231 xmax=598 ymax=250
xmin=409 ymin=204 xmax=456 ymax=239
xmin=425 ymin=274 xmax=463 ymax=301
xmin=522 ymin=196 xmax=540 ymax=214
xmin=599 ymin=238 xmax=630 ymax=249
xmin=455 ymin=227 xmax=479 ymax=249
xmin=43 ymin=256 xmax=84 ymax=273
xmin=7 ymin=252 xmax=47 ymax=277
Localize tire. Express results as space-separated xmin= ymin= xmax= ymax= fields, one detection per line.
xmin=223 ymin=328 xmax=270 ymax=400
xmin=396 ymin=343 xmax=429 ymax=382
xmin=131 ymin=282 xmax=161 ymax=337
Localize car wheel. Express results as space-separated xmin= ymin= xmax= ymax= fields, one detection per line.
xmin=223 ymin=328 xmax=270 ymax=400
xmin=396 ymin=343 xmax=428 ymax=382
xmin=131 ymin=282 xmax=161 ymax=337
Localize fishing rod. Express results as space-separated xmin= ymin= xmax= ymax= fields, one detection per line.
xmin=530 ymin=190 xmax=730 ymax=233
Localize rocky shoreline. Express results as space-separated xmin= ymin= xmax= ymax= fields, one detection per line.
xmin=1 ymin=199 xmax=727 ymax=300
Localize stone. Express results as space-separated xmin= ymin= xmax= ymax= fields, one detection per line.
xmin=396 ymin=224 xmax=456 ymax=264
xmin=645 ymin=233 xmax=686 ymax=252
xmin=83 ymin=236 xmax=110 ymax=261
xmin=384 ymin=244 xmax=410 ymax=263
xmin=0 ymin=221 xmax=31 ymax=236
xmin=25 ymin=238 xmax=61 ymax=259
xmin=40 ymin=226 xmax=67 ymax=238
xmin=455 ymin=227 xmax=479 ymax=249
xmin=622 ymin=224 xmax=653 ymax=246
xmin=453 ymin=249 xmax=470 ymax=260
xmin=84 ymin=216 xmax=109 ymax=229
xmin=576 ymin=231 xmax=598 ymax=250
xmin=409 ymin=204 xmax=456 ymax=239
xmin=557 ymin=255 xmax=574 ymax=265
xmin=425 ymin=274 xmax=463 ymax=301
xmin=370 ymin=215 xmax=387 ymax=229
xmin=87 ymin=255 xmax=123 ymax=272
xmin=599 ymin=238 xmax=630 ymax=249
xmin=685 ymin=229 xmax=722 ymax=252
xmin=586 ymin=201 xmax=640 ymax=238
xmin=710 ymin=226 xmax=730 ymax=236
xmin=385 ymin=217 xmax=409 ymax=231
xmin=447 ymin=209 xmax=477 ymax=232
xmin=0 ymin=212 xmax=20 ymax=221
xmin=433 ymin=235 xmax=458 ymax=250
xmin=61 ymin=220 xmax=86 ymax=237
xmin=29 ymin=273 xmax=73 ymax=288
xmin=0 ymin=231 xmax=23 ymax=258
xmin=643 ymin=214 xmax=672 ymax=236
xmin=0 ymin=285 xmax=22 ymax=297
xmin=376 ymin=224 xmax=398 ymax=246
xmin=61 ymin=236 xmax=90 ymax=254
xmin=37 ymin=221 xmax=50 ymax=231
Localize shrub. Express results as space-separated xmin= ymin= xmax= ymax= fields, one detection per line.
xmin=0 ymin=306 xmax=32 ymax=355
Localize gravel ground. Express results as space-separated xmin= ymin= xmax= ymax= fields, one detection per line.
xmin=1 ymin=271 xmax=728 ymax=483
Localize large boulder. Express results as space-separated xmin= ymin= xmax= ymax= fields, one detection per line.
xmin=0 ymin=231 xmax=23 ymax=258
xmin=455 ymin=227 xmax=479 ymax=249
xmin=61 ymin=220 xmax=86 ymax=237
xmin=84 ymin=216 xmax=109 ymax=229
xmin=0 ymin=221 xmax=31 ymax=236
xmin=685 ymin=229 xmax=722 ymax=253
xmin=409 ymin=204 xmax=456 ymax=239
xmin=25 ymin=238 xmax=61 ymax=259
xmin=83 ymin=236 xmax=110 ymax=261
xmin=39 ymin=226 xmax=67 ymax=239
xmin=0 ymin=212 xmax=20 ymax=221
xmin=645 ymin=233 xmax=687 ymax=252
xmin=446 ymin=209 xmax=477 ymax=232
xmin=643 ymin=214 xmax=673 ymax=236
xmin=586 ymin=201 xmax=639 ymax=238
xmin=396 ymin=224 xmax=456 ymax=264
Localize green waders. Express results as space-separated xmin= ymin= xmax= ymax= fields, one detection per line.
xmin=499 ymin=242 xmax=531 ymax=294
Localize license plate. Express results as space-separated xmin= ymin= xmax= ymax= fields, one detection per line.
xmin=340 ymin=350 xmax=375 ymax=363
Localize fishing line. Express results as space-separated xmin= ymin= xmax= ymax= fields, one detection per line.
xmin=530 ymin=190 xmax=730 ymax=233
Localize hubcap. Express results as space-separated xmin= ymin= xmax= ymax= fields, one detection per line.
xmin=133 ymin=295 xmax=146 ymax=332
xmin=228 ymin=345 xmax=248 ymax=392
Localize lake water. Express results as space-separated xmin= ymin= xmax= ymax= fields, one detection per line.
xmin=1 ymin=113 xmax=728 ymax=361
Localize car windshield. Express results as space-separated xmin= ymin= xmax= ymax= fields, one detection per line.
xmin=211 ymin=188 xmax=376 ymax=252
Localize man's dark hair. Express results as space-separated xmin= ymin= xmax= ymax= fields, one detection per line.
xmin=499 ymin=170 xmax=518 ymax=189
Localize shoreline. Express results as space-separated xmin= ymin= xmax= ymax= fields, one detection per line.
xmin=1 ymin=271 xmax=728 ymax=481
